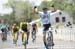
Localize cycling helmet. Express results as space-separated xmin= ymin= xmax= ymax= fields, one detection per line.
xmin=42 ymin=7 xmax=48 ymax=10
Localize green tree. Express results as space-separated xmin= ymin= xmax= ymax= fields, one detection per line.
xmin=4 ymin=0 xmax=40 ymax=22
xmin=49 ymin=0 xmax=75 ymax=23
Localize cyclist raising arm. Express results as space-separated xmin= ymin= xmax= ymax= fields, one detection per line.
xmin=33 ymin=6 xmax=52 ymax=49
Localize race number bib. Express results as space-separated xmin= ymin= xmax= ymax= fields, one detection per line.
xmin=42 ymin=14 xmax=49 ymax=23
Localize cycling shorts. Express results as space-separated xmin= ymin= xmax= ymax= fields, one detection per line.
xmin=43 ymin=23 xmax=51 ymax=32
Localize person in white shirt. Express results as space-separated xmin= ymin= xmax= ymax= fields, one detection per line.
xmin=33 ymin=6 xmax=52 ymax=49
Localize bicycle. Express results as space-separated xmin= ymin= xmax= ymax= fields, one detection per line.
xmin=32 ymin=30 xmax=36 ymax=43
xmin=45 ymin=28 xmax=54 ymax=49
xmin=13 ymin=32 xmax=18 ymax=45
xmin=22 ymin=31 xmax=27 ymax=49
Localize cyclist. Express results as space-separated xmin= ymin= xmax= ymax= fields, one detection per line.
xmin=12 ymin=23 xmax=19 ymax=45
xmin=0 ymin=20 xmax=8 ymax=41
xmin=20 ymin=21 xmax=30 ymax=44
xmin=31 ymin=23 xmax=37 ymax=42
xmin=33 ymin=6 xmax=53 ymax=49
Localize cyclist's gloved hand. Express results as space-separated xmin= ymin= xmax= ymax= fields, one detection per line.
xmin=34 ymin=6 xmax=37 ymax=12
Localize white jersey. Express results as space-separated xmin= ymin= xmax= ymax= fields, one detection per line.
xmin=39 ymin=11 xmax=50 ymax=24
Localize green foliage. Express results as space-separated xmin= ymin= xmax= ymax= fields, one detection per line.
xmin=4 ymin=0 xmax=39 ymax=22
xmin=5 ymin=0 xmax=15 ymax=7
xmin=39 ymin=1 xmax=51 ymax=10
xmin=49 ymin=0 xmax=75 ymax=23
xmin=4 ymin=0 xmax=75 ymax=23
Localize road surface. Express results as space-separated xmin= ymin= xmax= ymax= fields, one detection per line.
xmin=0 ymin=27 xmax=75 ymax=49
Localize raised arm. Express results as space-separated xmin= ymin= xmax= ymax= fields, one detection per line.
xmin=33 ymin=6 xmax=39 ymax=14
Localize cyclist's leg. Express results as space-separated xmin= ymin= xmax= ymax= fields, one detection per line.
xmin=2 ymin=32 xmax=4 ymax=41
xmin=22 ymin=33 xmax=24 ymax=42
xmin=43 ymin=24 xmax=51 ymax=49
xmin=13 ymin=33 xmax=15 ymax=44
xmin=16 ymin=32 xmax=18 ymax=43
xmin=16 ymin=32 xmax=19 ymax=41
xmin=32 ymin=30 xmax=36 ymax=42
xmin=13 ymin=32 xmax=17 ymax=44
xmin=31 ymin=30 xmax=33 ymax=39
xmin=12 ymin=30 xmax=15 ymax=41
xmin=27 ymin=30 xmax=30 ymax=44
xmin=1 ymin=29 xmax=6 ymax=41
xmin=1 ymin=29 xmax=3 ymax=41
xmin=4 ymin=29 xmax=7 ymax=41
xmin=14 ymin=32 xmax=19 ymax=46
xmin=43 ymin=31 xmax=46 ymax=46
xmin=32 ymin=28 xmax=35 ymax=38
xmin=32 ymin=30 xmax=36 ymax=39
xmin=43 ymin=25 xmax=47 ymax=48
xmin=35 ymin=29 xmax=36 ymax=38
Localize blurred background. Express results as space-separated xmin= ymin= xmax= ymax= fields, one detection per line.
xmin=0 ymin=0 xmax=75 ymax=23
xmin=0 ymin=0 xmax=75 ymax=49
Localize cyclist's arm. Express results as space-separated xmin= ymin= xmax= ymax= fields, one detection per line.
xmin=33 ymin=6 xmax=42 ymax=15
xmin=33 ymin=6 xmax=38 ymax=14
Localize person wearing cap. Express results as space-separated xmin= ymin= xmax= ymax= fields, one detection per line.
xmin=33 ymin=6 xmax=54 ymax=49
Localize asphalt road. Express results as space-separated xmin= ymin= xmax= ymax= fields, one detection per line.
xmin=0 ymin=27 xmax=75 ymax=49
